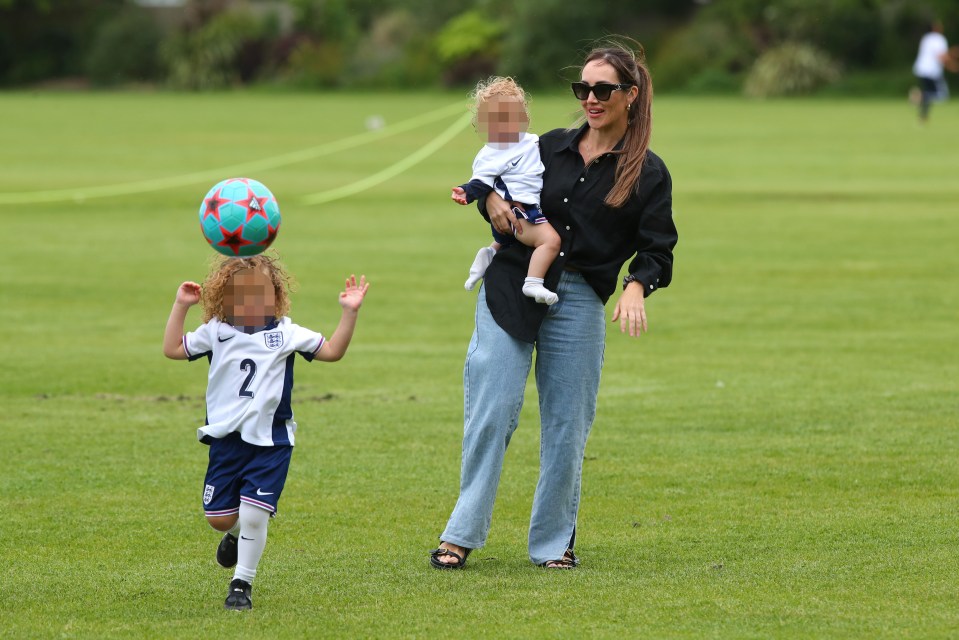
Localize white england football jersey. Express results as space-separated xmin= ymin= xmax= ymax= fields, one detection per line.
xmin=183 ymin=317 xmax=325 ymax=447
xmin=470 ymin=132 xmax=544 ymax=205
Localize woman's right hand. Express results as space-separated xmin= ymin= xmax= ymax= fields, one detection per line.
xmin=486 ymin=192 xmax=520 ymax=237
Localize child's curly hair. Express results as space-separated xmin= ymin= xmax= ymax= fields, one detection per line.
xmin=200 ymin=253 xmax=294 ymax=323
xmin=469 ymin=76 xmax=530 ymax=127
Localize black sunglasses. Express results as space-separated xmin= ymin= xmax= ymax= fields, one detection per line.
xmin=570 ymin=82 xmax=633 ymax=101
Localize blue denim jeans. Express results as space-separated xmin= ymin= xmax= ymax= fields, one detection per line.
xmin=441 ymin=271 xmax=606 ymax=565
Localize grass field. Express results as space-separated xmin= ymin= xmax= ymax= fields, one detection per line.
xmin=1 ymin=90 xmax=957 ymax=638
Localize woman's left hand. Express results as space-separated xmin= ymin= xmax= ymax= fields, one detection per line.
xmin=611 ymin=282 xmax=647 ymax=337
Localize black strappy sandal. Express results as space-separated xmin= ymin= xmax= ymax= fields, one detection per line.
xmin=429 ymin=545 xmax=472 ymax=570
xmin=541 ymin=548 xmax=579 ymax=569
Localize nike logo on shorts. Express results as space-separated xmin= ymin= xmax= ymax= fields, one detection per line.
xmin=255 ymin=488 xmax=274 ymax=496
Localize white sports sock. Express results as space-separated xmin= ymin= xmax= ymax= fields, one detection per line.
xmin=228 ymin=521 xmax=241 ymax=537
xmin=522 ymin=277 xmax=558 ymax=305
xmin=233 ymin=502 xmax=270 ymax=584
xmin=465 ymin=246 xmax=497 ymax=290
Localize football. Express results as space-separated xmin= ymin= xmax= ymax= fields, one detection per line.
xmin=199 ymin=177 xmax=281 ymax=257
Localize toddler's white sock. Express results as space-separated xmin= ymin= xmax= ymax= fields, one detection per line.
xmin=465 ymin=246 xmax=497 ymax=291
xmin=522 ymin=277 xmax=558 ymax=305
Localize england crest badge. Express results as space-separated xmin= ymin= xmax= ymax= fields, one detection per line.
xmin=203 ymin=484 xmax=215 ymax=505
xmin=264 ymin=332 xmax=284 ymax=350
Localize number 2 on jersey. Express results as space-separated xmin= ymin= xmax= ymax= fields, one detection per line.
xmin=239 ymin=358 xmax=257 ymax=398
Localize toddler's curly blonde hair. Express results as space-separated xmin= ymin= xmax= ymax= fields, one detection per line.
xmin=469 ymin=76 xmax=530 ymax=127
xmin=200 ymin=253 xmax=294 ymax=323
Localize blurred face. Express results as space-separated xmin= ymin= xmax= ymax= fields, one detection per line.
xmin=578 ymin=60 xmax=637 ymax=132
xmin=476 ymin=95 xmax=529 ymax=146
xmin=224 ymin=268 xmax=275 ymax=327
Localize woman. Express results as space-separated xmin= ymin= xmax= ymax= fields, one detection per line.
xmin=431 ymin=39 xmax=677 ymax=569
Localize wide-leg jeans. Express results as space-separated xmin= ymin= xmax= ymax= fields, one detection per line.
xmin=440 ymin=271 xmax=606 ymax=565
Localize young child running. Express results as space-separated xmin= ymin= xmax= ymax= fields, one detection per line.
xmin=452 ymin=76 xmax=561 ymax=305
xmin=162 ymin=253 xmax=369 ymax=611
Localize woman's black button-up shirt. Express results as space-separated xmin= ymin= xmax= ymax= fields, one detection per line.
xmin=480 ymin=124 xmax=678 ymax=343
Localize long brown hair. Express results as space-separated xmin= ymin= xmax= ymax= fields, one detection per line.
xmin=582 ymin=38 xmax=653 ymax=208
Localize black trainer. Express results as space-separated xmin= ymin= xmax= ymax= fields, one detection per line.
xmin=216 ymin=533 xmax=238 ymax=568
xmin=224 ymin=578 xmax=252 ymax=611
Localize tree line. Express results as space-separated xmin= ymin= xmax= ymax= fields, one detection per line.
xmin=1 ymin=0 xmax=956 ymax=96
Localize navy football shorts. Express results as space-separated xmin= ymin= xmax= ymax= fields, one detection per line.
xmin=202 ymin=432 xmax=293 ymax=517
xmin=492 ymin=204 xmax=548 ymax=246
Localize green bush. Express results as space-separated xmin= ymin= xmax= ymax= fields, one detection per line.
xmin=0 ymin=0 xmax=126 ymax=86
xmin=434 ymin=10 xmax=504 ymax=86
xmin=435 ymin=10 xmax=503 ymax=65
xmin=85 ymin=7 xmax=163 ymax=86
xmin=161 ymin=10 xmax=272 ymax=90
xmin=652 ymin=20 xmax=756 ymax=92
xmin=497 ymin=0 xmax=607 ymax=87
xmin=346 ymin=10 xmax=436 ymax=88
xmin=761 ymin=0 xmax=880 ymax=68
xmin=744 ymin=42 xmax=841 ymax=97
xmin=681 ymin=68 xmax=743 ymax=95
xmin=375 ymin=36 xmax=443 ymax=89
xmin=288 ymin=0 xmax=358 ymax=42
xmin=281 ymin=38 xmax=346 ymax=88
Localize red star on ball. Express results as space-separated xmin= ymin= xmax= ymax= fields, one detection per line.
xmin=236 ymin=188 xmax=271 ymax=222
xmin=264 ymin=221 xmax=280 ymax=247
xmin=201 ymin=189 xmax=226 ymax=222
xmin=216 ymin=225 xmax=254 ymax=255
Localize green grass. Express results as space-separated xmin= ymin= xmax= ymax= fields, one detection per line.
xmin=1 ymin=91 xmax=957 ymax=638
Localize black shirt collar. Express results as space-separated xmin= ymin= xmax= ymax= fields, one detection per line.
xmin=558 ymin=123 xmax=626 ymax=156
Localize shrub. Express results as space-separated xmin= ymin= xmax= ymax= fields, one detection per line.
xmin=497 ymin=0 xmax=607 ymax=88
xmin=346 ymin=10 xmax=435 ymax=88
xmin=161 ymin=10 xmax=272 ymax=90
xmin=282 ymin=38 xmax=346 ymax=88
xmin=0 ymin=0 xmax=126 ymax=85
xmin=652 ymin=20 xmax=757 ymax=92
xmin=288 ymin=0 xmax=358 ymax=42
xmin=682 ymin=68 xmax=743 ymax=95
xmin=434 ymin=10 xmax=504 ymax=86
xmin=85 ymin=7 xmax=163 ymax=86
xmin=744 ymin=42 xmax=840 ymax=97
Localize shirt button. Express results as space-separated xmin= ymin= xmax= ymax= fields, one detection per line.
xmin=559 ymin=252 xmax=565 ymax=257
xmin=579 ymin=177 xmax=584 ymax=182
xmin=563 ymin=198 xmax=568 ymax=203
xmin=650 ymin=284 xmax=655 ymax=290
xmin=565 ymin=225 xmax=571 ymax=230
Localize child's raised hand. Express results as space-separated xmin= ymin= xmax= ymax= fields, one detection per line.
xmin=451 ymin=187 xmax=468 ymax=205
xmin=338 ymin=275 xmax=369 ymax=311
xmin=176 ymin=281 xmax=202 ymax=306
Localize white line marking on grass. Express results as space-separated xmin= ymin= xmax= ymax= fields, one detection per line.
xmin=3 ymin=102 xmax=465 ymax=205
xmin=301 ymin=112 xmax=472 ymax=206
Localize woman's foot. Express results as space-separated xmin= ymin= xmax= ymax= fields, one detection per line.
xmin=542 ymin=548 xmax=578 ymax=569
xmin=429 ymin=542 xmax=471 ymax=569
